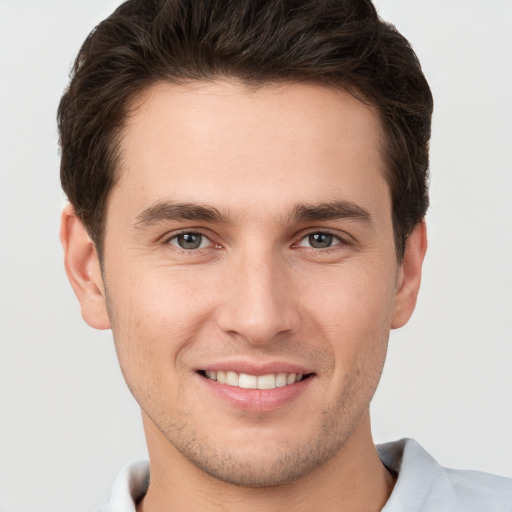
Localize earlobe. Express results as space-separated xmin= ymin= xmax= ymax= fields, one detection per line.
xmin=391 ymin=221 xmax=428 ymax=329
xmin=60 ymin=205 xmax=111 ymax=330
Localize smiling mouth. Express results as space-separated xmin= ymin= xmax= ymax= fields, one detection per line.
xmin=198 ymin=370 xmax=312 ymax=390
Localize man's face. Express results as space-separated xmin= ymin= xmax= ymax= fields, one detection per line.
xmin=94 ymin=81 xmax=411 ymax=486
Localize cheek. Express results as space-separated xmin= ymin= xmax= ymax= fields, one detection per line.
xmin=111 ymin=264 xmax=216 ymax=331
xmin=316 ymin=283 xmax=392 ymax=420
xmin=106 ymin=268 xmax=216 ymax=382
xmin=303 ymin=262 xmax=396 ymax=378
xmin=306 ymin=262 xmax=397 ymax=333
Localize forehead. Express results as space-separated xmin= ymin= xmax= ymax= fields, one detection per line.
xmin=111 ymin=80 xmax=388 ymax=223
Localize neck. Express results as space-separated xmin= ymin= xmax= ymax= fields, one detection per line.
xmin=138 ymin=411 xmax=395 ymax=512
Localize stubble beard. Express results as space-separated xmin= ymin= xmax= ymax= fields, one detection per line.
xmin=144 ymin=373 xmax=377 ymax=489
xmin=104 ymin=283 xmax=388 ymax=489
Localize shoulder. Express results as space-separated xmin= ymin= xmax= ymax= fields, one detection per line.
xmin=378 ymin=438 xmax=512 ymax=512
xmin=438 ymin=466 xmax=512 ymax=511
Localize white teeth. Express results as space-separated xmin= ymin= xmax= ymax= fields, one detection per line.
xmin=275 ymin=373 xmax=287 ymax=387
xmin=204 ymin=370 xmax=306 ymax=389
xmin=225 ymin=371 xmax=239 ymax=386
xmin=239 ymin=373 xmax=257 ymax=389
xmin=257 ymin=374 xmax=276 ymax=390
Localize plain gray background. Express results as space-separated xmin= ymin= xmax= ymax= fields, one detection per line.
xmin=1 ymin=1 xmax=511 ymax=511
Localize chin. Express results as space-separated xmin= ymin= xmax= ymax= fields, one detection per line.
xmin=162 ymin=415 xmax=353 ymax=488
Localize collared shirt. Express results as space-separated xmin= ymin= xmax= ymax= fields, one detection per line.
xmin=97 ymin=438 xmax=512 ymax=511
xmin=378 ymin=439 xmax=512 ymax=511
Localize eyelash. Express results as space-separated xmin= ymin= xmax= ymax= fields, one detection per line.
xmin=162 ymin=229 xmax=350 ymax=254
xmin=293 ymin=230 xmax=347 ymax=251
xmin=162 ymin=230 xmax=219 ymax=253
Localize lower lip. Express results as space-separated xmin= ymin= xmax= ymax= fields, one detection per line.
xmin=199 ymin=374 xmax=314 ymax=412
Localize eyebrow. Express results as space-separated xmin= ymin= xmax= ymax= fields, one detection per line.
xmin=134 ymin=201 xmax=229 ymax=228
xmin=289 ymin=201 xmax=372 ymax=224
xmin=134 ymin=199 xmax=372 ymax=229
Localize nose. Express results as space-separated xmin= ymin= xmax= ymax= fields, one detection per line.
xmin=215 ymin=249 xmax=301 ymax=345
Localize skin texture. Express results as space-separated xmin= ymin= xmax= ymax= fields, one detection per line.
xmin=61 ymin=81 xmax=427 ymax=511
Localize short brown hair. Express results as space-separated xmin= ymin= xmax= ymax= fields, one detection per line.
xmin=58 ymin=0 xmax=433 ymax=260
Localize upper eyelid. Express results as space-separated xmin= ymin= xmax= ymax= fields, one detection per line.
xmin=161 ymin=228 xmax=214 ymax=243
xmin=295 ymin=228 xmax=352 ymax=243
xmin=163 ymin=231 xmax=220 ymax=254
xmin=295 ymin=232 xmax=343 ymax=249
xmin=159 ymin=228 xmax=352 ymax=248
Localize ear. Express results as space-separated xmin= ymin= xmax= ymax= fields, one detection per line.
xmin=60 ymin=204 xmax=111 ymax=330
xmin=391 ymin=221 xmax=428 ymax=329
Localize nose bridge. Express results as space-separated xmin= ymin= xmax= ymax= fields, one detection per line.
xmin=216 ymin=244 xmax=300 ymax=344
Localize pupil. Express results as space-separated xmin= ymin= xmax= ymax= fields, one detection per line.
xmin=309 ymin=233 xmax=332 ymax=248
xmin=179 ymin=233 xmax=201 ymax=249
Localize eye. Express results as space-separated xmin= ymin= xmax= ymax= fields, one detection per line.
xmin=298 ymin=232 xmax=341 ymax=249
xmin=168 ymin=232 xmax=211 ymax=250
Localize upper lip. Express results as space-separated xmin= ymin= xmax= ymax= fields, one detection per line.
xmin=199 ymin=360 xmax=314 ymax=376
